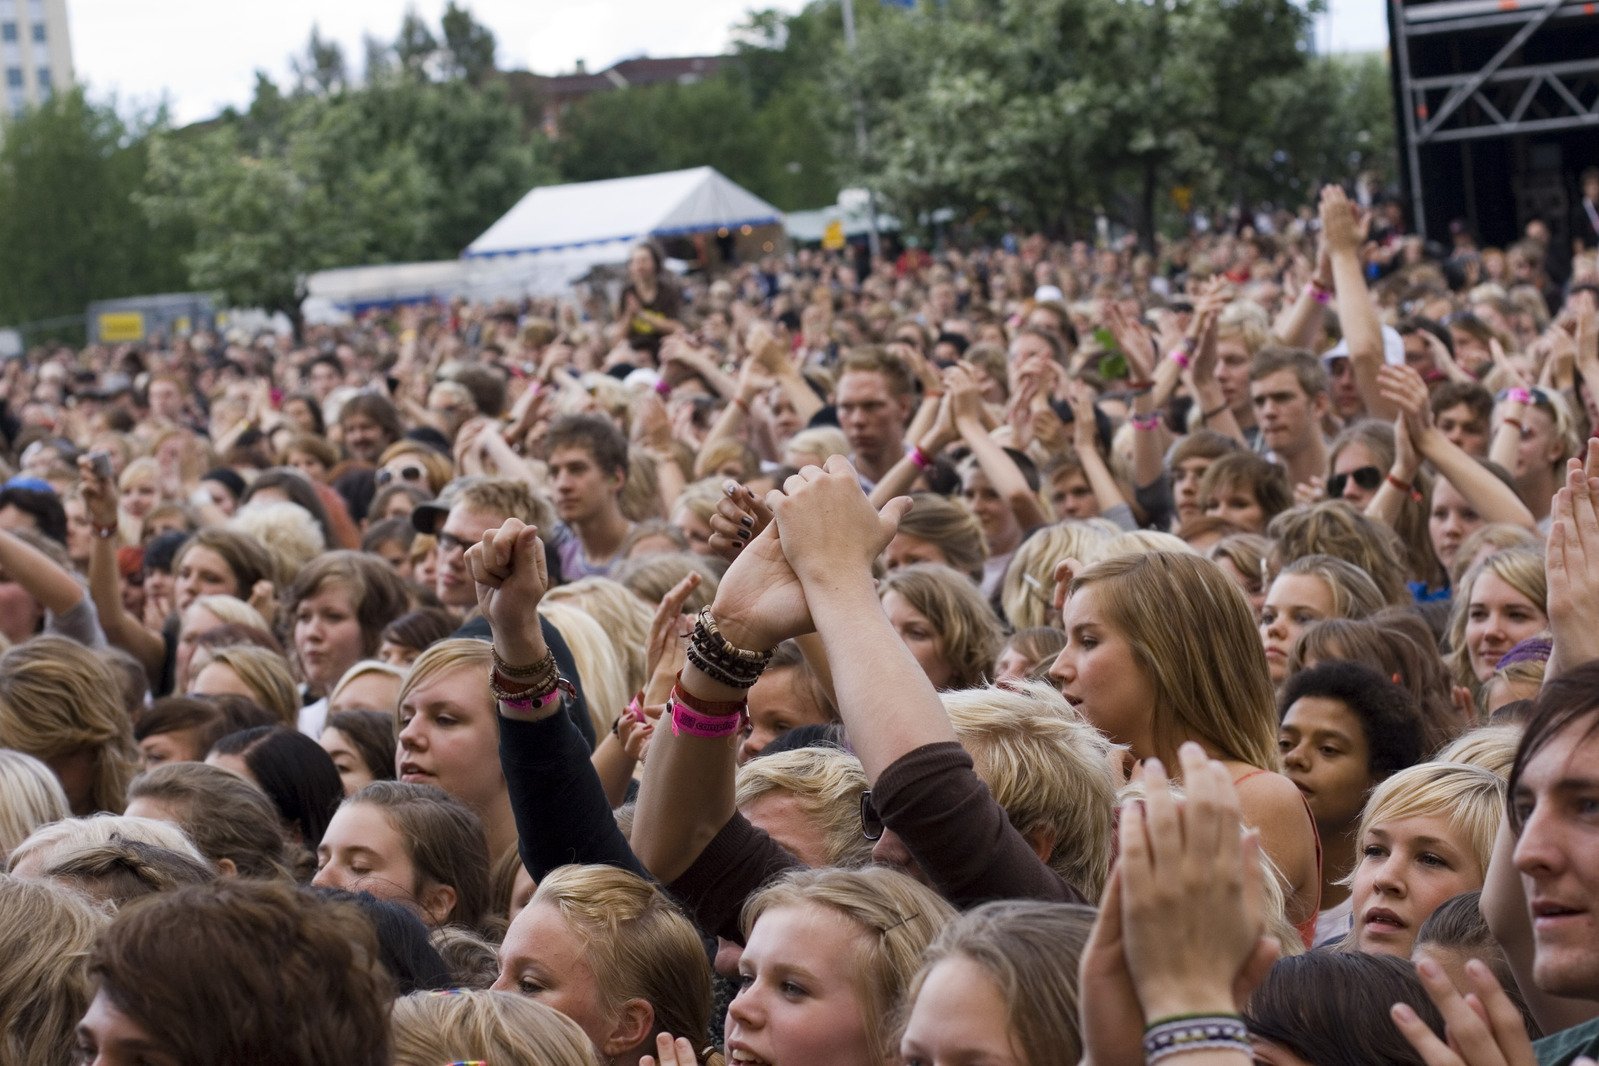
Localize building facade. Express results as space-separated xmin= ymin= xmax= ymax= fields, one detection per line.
xmin=0 ymin=0 xmax=71 ymax=119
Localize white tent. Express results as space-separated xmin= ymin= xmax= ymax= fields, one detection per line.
xmin=463 ymin=167 xmax=783 ymax=284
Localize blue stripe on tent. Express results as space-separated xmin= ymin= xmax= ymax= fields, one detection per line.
xmin=462 ymin=215 xmax=783 ymax=259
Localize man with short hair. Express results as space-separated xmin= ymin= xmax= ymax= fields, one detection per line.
xmin=1249 ymin=347 xmax=1330 ymax=491
xmin=835 ymin=347 xmax=916 ymax=488
xmin=543 ymin=414 xmax=635 ymax=579
xmin=413 ymin=477 xmax=594 ymax=748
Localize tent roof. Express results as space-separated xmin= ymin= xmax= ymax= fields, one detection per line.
xmin=463 ymin=167 xmax=782 ymax=259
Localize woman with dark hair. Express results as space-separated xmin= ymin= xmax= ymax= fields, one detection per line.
xmin=320 ymin=708 xmax=398 ymax=796
xmin=618 ymin=241 xmax=682 ymax=356
xmin=79 ymin=880 xmax=392 ymax=1066
xmin=207 ymin=726 xmax=344 ymax=849
xmin=378 ymin=608 xmax=458 ymax=668
xmin=1245 ymin=952 xmax=1446 ymax=1066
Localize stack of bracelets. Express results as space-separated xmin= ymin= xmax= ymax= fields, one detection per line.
xmin=488 ymin=648 xmax=573 ymax=713
xmin=1143 ymin=1014 xmax=1250 ymax=1063
xmin=669 ymin=607 xmax=774 ymax=739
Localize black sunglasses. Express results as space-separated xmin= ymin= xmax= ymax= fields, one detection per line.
xmin=1327 ymin=465 xmax=1383 ymax=498
xmin=860 ymin=790 xmax=884 ymax=841
xmin=377 ymin=464 xmax=425 ymax=487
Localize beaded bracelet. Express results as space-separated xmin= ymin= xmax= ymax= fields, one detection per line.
xmin=1144 ymin=1014 xmax=1249 ymax=1063
xmin=685 ymin=642 xmax=765 ymax=690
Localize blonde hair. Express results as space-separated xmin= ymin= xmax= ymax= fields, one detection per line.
xmin=785 ymin=426 xmax=851 ymax=468
xmin=1207 ymin=533 xmax=1271 ymax=601
xmin=1072 ymin=552 xmax=1280 ymax=769
xmin=1354 ymin=762 xmax=1504 ymax=881
xmin=670 ymin=477 xmax=723 ymax=525
xmin=0 ymin=878 xmax=110 ymax=1066
xmin=1436 ymin=724 xmax=1522 ymax=779
xmin=613 ymin=553 xmax=720 ymax=615
xmin=1449 ymin=523 xmax=1541 ymax=589
xmin=391 ymin=989 xmax=598 ymax=1066
xmin=538 ymin=601 xmax=631 ymax=738
xmin=1101 ymin=529 xmax=1197 ymax=559
xmin=901 ymin=901 xmax=1095 ymax=1066
xmin=1000 ymin=520 xmax=1116 ymax=630
xmin=0 ymin=635 xmax=140 ymax=814
xmin=878 ymin=563 xmax=1003 ymax=690
xmin=742 ymin=866 xmax=956 ymax=1060
xmin=543 ymin=577 xmax=653 ymax=698
xmin=1446 ymin=549 xmax=1548 ymax=690
xmin=893 ymin=493 xmax=988 ymax=583
xmin=532 ymin=864 xmax=713 ymax=1055
xmin=9 ymin=813 xmax=203 ymax=874
xmin=0 ymin=749 xmax=71 ymax=859
xmin=329 ymin=659 xmax=407 ymax=707
xmin=201 ymin=645 xmax=300 ymax=727
xmin=1277 ymin=553 xmax=1387 ymax=620
xmin=1267 ymin=502 xmax=1411 ymax=606
xmin=228 ymin=500 xmax=326 ymax=584
xmin=190 ymin=594 xmax=271 ymax=633
xmin=735 ymin=747 xmax=872 ymax=868
xmin=942 ymin=680 xmax=1119 ymax=900
xmin=396 ymin=639 xmax=493 ymax=735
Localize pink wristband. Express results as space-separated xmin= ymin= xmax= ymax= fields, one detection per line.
xmin=909 ymin=445 xmax=932 ymax=470
xmin=1309 ymin=283 xmax=1332 ymax=305
xmin=1507 ymin=387 xmax=1532 ymax=406
xmin=1168 ymin=347 xmax=1192 ymax=370
xmin=1131 ymin=412 xmax=1162 ymax=432
xmin=499 ymin=684 xmax=567 ymax=713
xmin=668 ymin=695 xmax=747 ymax=738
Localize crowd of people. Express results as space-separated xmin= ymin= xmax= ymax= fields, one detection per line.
xmin=2 ymin=182 xmax=1599 ymax=1065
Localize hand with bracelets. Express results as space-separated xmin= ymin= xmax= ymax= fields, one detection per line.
xmin=464 ymin=518 xmax=561 ymax=720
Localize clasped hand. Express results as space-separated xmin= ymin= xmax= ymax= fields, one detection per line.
xmin=705 ymin=456 xmax=913 ymax=651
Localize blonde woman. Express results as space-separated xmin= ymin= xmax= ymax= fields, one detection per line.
xmin=189 ymin=644 xmax=300 ymax=728
xmin=538 ymin=601 xmax=632 ymax=740
xmin=0 ymin=749 xmax=71 ymax=859
xmin=494 ymin=864 xmax=718 ymax=1066
xmin=543 ymin=576 xmax=654 ymax=700
xmin=877 ymin=563 xmax=1003 ymax=691
xmin=1050 ymin=551 xmax=1321 ymax=941
xmin=0 ymin=636 xmax=140 ymax=815
xmin=1446 ymin=548 xmax=1548 ymax=699
xmin=999 ymin=519 xmax=1116 ymax=630
xmin=0 ymin=877 xmax=109 ymax=1066
xmin=391 ymin=990 xmax=597 ymax=1066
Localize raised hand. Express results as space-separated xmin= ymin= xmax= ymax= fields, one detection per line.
xmin=76 ymin=455 xmax=120 ymax=530
xmin=640 ymin=1033 xmax=703 ymax=1066
xmin=707 ymin=481 xmax=774 ymax=561
xmin=767 ymin=456 xmax=913 ymax=587
xmin=1320 ymin=184 xmax=1365 ymax=257
xmin=644 ymin=572 xmax=700 ymax=703
xmin=1120 ymin=744 xmax=1277 ymax=1021
xmin=708 ymin=512 xmax=813 ymax=654
xmin=1547 ymin=444 xmax=1599 ymax=673
xmin=466 ymin=518 xmax=550 ymax=665
xmin=1391 ymin=955 xmax=1535 ymax=1066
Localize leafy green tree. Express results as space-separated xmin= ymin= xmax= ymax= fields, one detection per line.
xmin=395 ymin=12 xmax=439 ymax=79
xmin=293 ymin=25 xmax=348 ymax=95
xmin=440 ymin=2 xmax=497 ymax=86
xmin=0 ymin=89 xmax=189 ymax=331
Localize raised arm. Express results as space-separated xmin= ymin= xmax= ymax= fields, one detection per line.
xmin=1066 ymin=381 xmax=1133 ymax=526
xmin=76 ymin=456 xmax=164 ymax=679
xmin=950 ymin=366 xmax=1049 ymax=530
xmin=469 ymin=518 xmax=646 ymax=881
xmin=1546 ymin=443 xmax=1599 ymax=678
xmin=1322 ymin=185 xmax=1398 ymax=422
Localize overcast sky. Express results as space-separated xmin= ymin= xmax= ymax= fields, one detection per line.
xmin=66 ymin=0 xmax=1388 ymax=126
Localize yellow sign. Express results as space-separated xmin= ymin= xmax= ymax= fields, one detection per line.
xmin=98 ymin=312 xmax=145 ymax=342
xmin=822 ymin=219 xmax=846 ymax=250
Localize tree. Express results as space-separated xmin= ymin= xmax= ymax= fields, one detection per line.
xmin=395 ymin=12 xmax=439 ymax=80
xmin=440 ymin=2 xmax=497 ymax=86
xmin=293 ymin=25 xmax=347 ymax=96
xmin=0 ymin=89 xmax=189 ymax=331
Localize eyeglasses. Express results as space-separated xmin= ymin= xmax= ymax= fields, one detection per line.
xmin=860 ymin=790 xmax=884 ymax=841
xmin=377 ymin=465 xmax=425 ymax=487
xmin=1327 ymin=466 xmax=1383 ymax=498
xmin=435 ymin=531 xmax=472 ymax=555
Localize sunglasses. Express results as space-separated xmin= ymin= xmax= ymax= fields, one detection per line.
xmin=1327 ymin=465 xmax=1383 ymax=498
xmin=376 ymin=464 xmax=425 ymax=487
xmin=860 ymin=790 xmax=884 ymax=841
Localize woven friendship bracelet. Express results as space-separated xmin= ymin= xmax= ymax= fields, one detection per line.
xmin=1144 ymin=1015 xmax=1249 ymax=1063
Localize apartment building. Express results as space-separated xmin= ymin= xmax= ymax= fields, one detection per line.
xmin=0 ymin=0 xmax=72 ymax=119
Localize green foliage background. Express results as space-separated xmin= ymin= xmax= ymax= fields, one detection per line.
xmin=0 ymin=0 xmax=1394 ymax=331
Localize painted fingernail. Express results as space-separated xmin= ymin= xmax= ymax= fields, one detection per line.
xmin=738 ymin=528 xmax=751 ymax=540
xmin=741 ymin=516 xmax=753 ymax=529
xmin=724 ymin=480 xmax=740 ymax=496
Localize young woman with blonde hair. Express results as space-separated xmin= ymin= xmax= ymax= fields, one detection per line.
xmin=877 ymin=563 xmax=1003 ymax=691
xmin=726 ymin=865 xmax=955 ymax=1066
xmin=898 ymin=901 xmax=1096 ymax=1066
xmin=999 ymin=519 xmax=1115 ymax=630
xmin=0 ymin=635 xmax=140 ymax=815
xmin=1049 ymin=550 xmax=1322 ymax=941
xmin=1446 ymin=547 xmax=1548 ymax=698
xmin=0 ymin=748 xmax=71 ymax=859
xmin=1259 ymin=553 xmax=1387 ymax=687
xmin=0 ymin=877 xmax=109 ymax=1066
xmin=189 ymin=644 xmax=300 ymax=727
xmin=391 ymin=989 xmax=598 ymax=1066
xmin=494 ymin=863 xmax=719 ymax=1066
